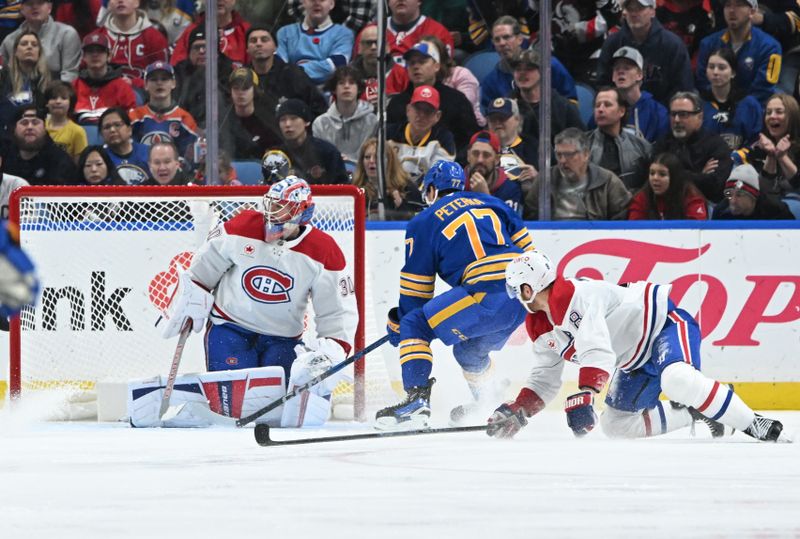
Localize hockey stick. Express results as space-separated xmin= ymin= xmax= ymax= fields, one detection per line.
xmin=236 ymin=334 xmax=391 ymax=427
xmin=254 ymin=423 xmax=488 ymax=446
xmin=158 ymin=319 xmax=192 ymax=419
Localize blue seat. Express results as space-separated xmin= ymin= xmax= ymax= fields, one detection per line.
xmin=83 ymin=124 xmax=102 ymax=146
xmin=462 ymin=51 xmax=500 ymax=85
xmin=575 ymin=83 xmax=596 ymax=126
xmin=232 ymin=160 xmax=263 ymax=185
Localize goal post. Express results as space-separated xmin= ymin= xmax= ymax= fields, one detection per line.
xmin=8 ymin=184 xmax=388 ymax=421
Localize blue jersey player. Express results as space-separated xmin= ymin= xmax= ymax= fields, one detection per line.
xmin=375 ymin=160 xmax=534 ymax=430
xmin=0 ymin=221 xmax=39 ymax=320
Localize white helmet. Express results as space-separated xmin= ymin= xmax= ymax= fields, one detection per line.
xmin=505 ymin=251 xmax=557 ymax=310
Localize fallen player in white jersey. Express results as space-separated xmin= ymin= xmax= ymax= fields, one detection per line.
xmin=131 ymin=176 xmax=358 ymax=427
xmin=485 ymin=250 xmax=791 ymax=443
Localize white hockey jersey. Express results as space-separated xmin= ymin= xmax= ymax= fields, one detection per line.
xmin=520 ymin=277 xmax=672 ymax=404
xmin=187 ymin=210 xmax=357 ymax=352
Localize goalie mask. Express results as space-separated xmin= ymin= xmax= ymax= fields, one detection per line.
xmin=262 ymin=176 xmax=315 ymax=242
xmin=261 ymin=150 xmax=292 ymax=186
xmin=421 ymin=160 xmax=465 ymax=205
xmin=505 ymin=251 xmax=556 ymax=312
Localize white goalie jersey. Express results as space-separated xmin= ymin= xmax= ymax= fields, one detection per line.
xmin=520 ymin=277 xmax=672 ymax=403
xmin=187 ymin=210 xmax=357 ymax=351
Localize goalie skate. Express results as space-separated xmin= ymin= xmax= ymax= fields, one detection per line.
xmin=374 ymin=378 xmax=435 ymax=431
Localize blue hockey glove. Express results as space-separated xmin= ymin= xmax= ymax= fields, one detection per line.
xmin=387 ymin=307 xmax=401 ymax=347
xmin=565 ymin=391 xmax=597 ymax=437
xmin=0 ymin=222 xmax=39 ymax=319
xmin=486 ymin=402 xmax=528 ymax=439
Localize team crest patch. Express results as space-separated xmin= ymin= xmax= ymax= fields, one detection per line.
xmin=569 ymin=311 xmax=582 ymax=328
xmin=241 ymin=266 xmax=294 ymax=303
xmin=226 ymin=357 xmax=238 ymax=366
xmin=243 ymin=244 xmax=255 ymax=256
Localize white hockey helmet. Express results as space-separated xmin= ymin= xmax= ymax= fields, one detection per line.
xmin=262 ymin=176 xmax=315 ymax=242
xmin=505 ymin=251 xmax=557 ymax=309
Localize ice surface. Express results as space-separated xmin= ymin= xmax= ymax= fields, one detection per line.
xmin=2 ymin=410 xmax=799 ymax=539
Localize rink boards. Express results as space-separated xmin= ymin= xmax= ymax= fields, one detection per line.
xmin=366 ymin=221 xmax=800 ymax=409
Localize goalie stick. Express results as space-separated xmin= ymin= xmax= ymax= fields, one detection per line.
xmin=236 ymin=334 xmax=391 ymax=427
xmin=254 ymin=423 xmax=489 ymax=446
xmin=158 ymin=319 xmax=192 ymax=419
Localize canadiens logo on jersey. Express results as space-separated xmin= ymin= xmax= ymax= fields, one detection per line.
xmin=242 ymin=266 xmax=295 ymax=303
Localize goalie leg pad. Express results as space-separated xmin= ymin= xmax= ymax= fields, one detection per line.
xmin=280 ymin=391 xmax=331 ymax=428
xmin=661 ymin=362 xmax=755 ymax=431
xmin=199 ymin=366 xmax=285 ymax=419
xmin=128 ymin=374 xmax=208 ymax=427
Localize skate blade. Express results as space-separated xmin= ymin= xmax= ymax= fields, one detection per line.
xmin=373 ymin=414 xmax=429 ymax=432
xmin=776 ymin=429 xmax=795 ymax=444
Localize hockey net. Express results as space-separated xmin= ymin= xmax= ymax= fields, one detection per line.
xmin=8 ymin=185 xmax=394 ymax=421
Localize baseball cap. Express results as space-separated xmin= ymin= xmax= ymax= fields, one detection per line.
xmin=229 ymin=67 xmax=259 ymax=89
xmin=14 ymin=105 xmax=46 ymax=123
xmin=512 ymin=48 xmax=541 ymax=70
xmin=145 ymin=61 xmax=174 ymax=79
xmin=622 ymin=0 xmax=655 ymax=8
xmin=469 ymin=130 xmax=500 ymax=153
xmin=409 ymin=85 xmax=440 ymax=109
xmin=276 ymin=98 xmax=311 ymax=122
xmin=82 ymin=32 xmax=110 ymax=51
xmin=188 ymin=26 xmax=206 ymax=48
xmin=487 ymin=97 xmax=519 ymax=119
xmin=403 ymin=42 xmax=441 ymax=64
xmin=725 ymin=164 xmax=760 ymax=199
xmin=612 ymin=46 xmax=644 ymax=71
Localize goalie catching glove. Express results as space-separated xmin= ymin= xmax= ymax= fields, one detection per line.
xmin=159 ymin=271 xmax=214 ymax=338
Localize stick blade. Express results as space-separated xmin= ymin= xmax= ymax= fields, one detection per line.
xmin=254 ymin=423 xmax=272 ymax=446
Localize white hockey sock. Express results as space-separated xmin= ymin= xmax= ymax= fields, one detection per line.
xmin=600 ymin=403 xmax=692 ymax=439
xmin=661 ymin=363 xmax=755 ymax=431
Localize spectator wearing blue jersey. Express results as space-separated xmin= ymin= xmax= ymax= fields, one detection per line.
xmin=695 ymin=0 xmax=782 ymax=105
xmin=98 ymin=107 xmax=150 ymax=185
xmin=77 ymin=145 xmax=125 ymax=185
xmin=480 ymin=16 xmax=577 ymax=114
xmin=608 ymin=46 xmax=668 ymax=143
xmin=276 ymin=0 xmax=354 ymax=85
xmin=700 ymin=47 xmax=763 ymax=151
xmin=465 ymin=130 xmax=524 ymax=215
xmin=596 ymin=0 xmax=694 ymax=106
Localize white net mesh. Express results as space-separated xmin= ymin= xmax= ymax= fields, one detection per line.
xmin=11 ymin=186 xmax=394 ymax=421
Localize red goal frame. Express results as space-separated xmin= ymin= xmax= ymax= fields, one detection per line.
xmin=8 ymin=184 xmax=367 ymax=420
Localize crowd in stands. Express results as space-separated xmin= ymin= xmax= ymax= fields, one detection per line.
xmin=0 ymin=0 xmax=799 ymax=222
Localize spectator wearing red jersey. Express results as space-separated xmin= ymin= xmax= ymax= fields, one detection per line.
xmin=96 ymin=0 xmax=168 ymax=85
xmin=53 ymin=0 xmax=102 ymax=38
xmin=387 ymin=0 xmax=453 ymax=67
xmin=628 ymin=152 xmax=708 ymax=220
xmin=170 ymin=0 xmax=250 ymax=67
xmin=72 ymin=32 xmax=137 ymax=124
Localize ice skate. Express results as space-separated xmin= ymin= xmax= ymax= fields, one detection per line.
xmin=450 ymin=377 xmax=511 ymax=427
xmin=744 ymin=414 xmax=791 ymax=443
xmin=374 ymin=378 xmax=435 ymax=431
xmin=671 ymin=401 xmax=732 ymax=438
